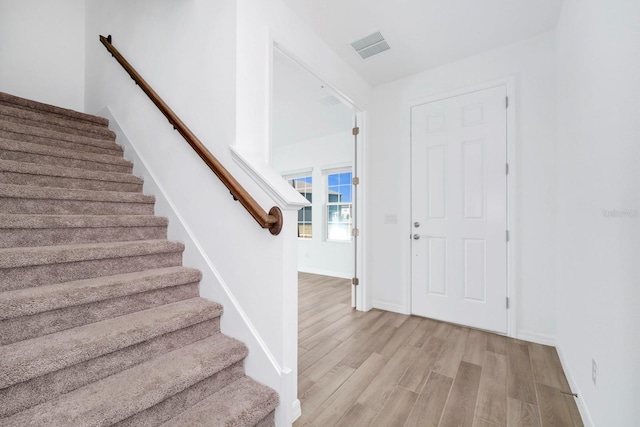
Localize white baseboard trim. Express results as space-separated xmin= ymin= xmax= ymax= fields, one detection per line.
xmin=291 ymin=399 xmax=301 ymax=422
xmin=372 ymin=300 xmax=410 ymax=315
xmin=102 ymin=108 xmax=290 ymax=423
xmin=555 ymin=344 xmax=594 ymax=427
xmin=298 ymin=267 xmax=351 ymax=279
xmin=516 ymin=329 xmax=556 ymax=346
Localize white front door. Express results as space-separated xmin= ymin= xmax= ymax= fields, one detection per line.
xmin=411 ymin=85 xmax=508 ymax=333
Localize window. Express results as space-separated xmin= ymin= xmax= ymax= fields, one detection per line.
xmin=326 ymin=169 xmax=352 ymax=241
xmin=286 ymin=174 xmax=312 ymax=239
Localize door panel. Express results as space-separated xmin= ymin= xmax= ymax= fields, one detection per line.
xmin=411 ymin=85 xmax=507 ymax=333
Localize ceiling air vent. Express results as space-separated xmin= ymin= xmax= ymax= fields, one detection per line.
xmin=350 ymin=31 xmax=390 ymax=59
xmin=318 ymin=95 xmax=342 ymax=107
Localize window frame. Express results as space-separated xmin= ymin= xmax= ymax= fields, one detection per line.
xmin=284 ymin=171 xmax=313 ymax=240
xmin=324 ymin=167 xmax=353 ymax=242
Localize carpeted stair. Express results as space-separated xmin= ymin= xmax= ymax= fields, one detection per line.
xmin=0 ymin=91 xmax=279 ymax=426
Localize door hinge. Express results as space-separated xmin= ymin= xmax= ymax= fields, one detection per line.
xmin=505 ymin=96 xmax=509 ymax=109
xmin=352 ymin=277 xmax=360 ymax=286
xmin=506 ymin=163 xmax=509 ymax=175
xmin=506 ymin=297 xmax=510 ymax=309
xmin=506 ymin=230 xmax=510 ymax=242
xmin=352 ymin=177 xmax=360 ymax=186
xmin=351 ymin=228 xmax=360 ymax=237
xmin=352 ymin=126 xmax=360 ymax=136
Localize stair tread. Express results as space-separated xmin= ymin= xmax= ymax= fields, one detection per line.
xmin=0 ymin=239 xmax=184 ymax=269
xmin=161 ymin=376 xmax=279 ymax=427
xmin=0 ymin=213 xmax=167 ymax=229
xmin=0 ymin=182 xmax=155 ymax=203
xmin=0 ymin=158 xmax=143 ymax=185
xmin=0 ymin=297 xmax=223 ymax=389
xmin=0 ymin=266 xmax=201 ymax=319
xmin=2 ymin=333 xmax=247 ymax=427
xmin=0 ymin=103 xmax=115 ymax=139
xmin=0 ymin=91 xmax=109 ymax=126
xmin=0 ymin=120 xmax=121 ymax=152
xmin=0 ymin=137 xmax=131 ymax=166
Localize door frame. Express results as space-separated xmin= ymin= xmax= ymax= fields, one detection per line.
xmin=270 ymin=42 xmax=369 ymax=312
xmin=408 ymin=77 xmax=517 ymax=337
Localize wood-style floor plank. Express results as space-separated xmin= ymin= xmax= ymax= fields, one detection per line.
xmin=378 ymin=315 xmax=422 ymax=358
xmin=340 ymin=325 xmax=395 ymax=369
xmin=474 ymin=418 xmax=502 ymax=427
xmin=433 ymin=326 xmax=470 ymax=378
xmin=300 ymin=330 xmax=369 ymax=382
xmin=297 ymin=364 xmax=354 ymax=421
xmin=356 ymin=345 xmax=419 ymax=410
xmin=298 ymin=336 xmax=341 ymax=373
xmin=507 ymin=397 xmax=541 ymax=427
xmin=475 ymin=351 xmax=508 ymax=425
xmin=334 ymin=403 xmax=378 ymax=427
xmin=528 ymin=343 xmax=571 ymax=391
xmin=398 ymin=336 xmax=445 ymax=392
xmin=536 ymin=383 xmax=578 ymax=427
xmin=486 ymin=332 xmax=509 ymax=355
xmin=295 ymin=273 xmax=582 ymax=427
xmin=439 ymin=361 xmax=483 ymax=427
xmin=507 ymin=342 xmax=538 ymax=405
xmin=306 ymin=353 xmax=386 ymax=426
xmin=404 ymin=372 xmax=453 ymax=427
xmin=370 ymin=386 xmax=418 ymax=426
xmin=464 ymin=329 xmax=489 ymax=365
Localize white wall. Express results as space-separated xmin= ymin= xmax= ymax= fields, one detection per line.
xmin=274 ymin=131 xmax=354 ymax=278
xmin=555 ymin=0 xmax=640 ymax=425
xmin=84 ymin=1 xmax=301 ymax=425
xmin=235 ymin=0 xmax=371 ymax=161
xmin=0 ymin=0 xmax=85 ymax=110
xmin=367 ymin=32 xmax=558 ymax=340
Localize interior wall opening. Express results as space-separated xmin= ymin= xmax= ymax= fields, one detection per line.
xmin=271 ymin=48 xmax=358 ymax=293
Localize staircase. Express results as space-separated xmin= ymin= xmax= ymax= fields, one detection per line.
xmin=0 ymin=92 xmax=279 ymax=426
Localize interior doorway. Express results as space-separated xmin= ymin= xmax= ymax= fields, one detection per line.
xmin=270 ymin=47 xmax=361 ymax=307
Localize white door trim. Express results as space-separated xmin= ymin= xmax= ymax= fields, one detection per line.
xmin=407 ymin=77 xmax=517 ymax=337
xmin=269 ymin=42 xmax=369 ymax=312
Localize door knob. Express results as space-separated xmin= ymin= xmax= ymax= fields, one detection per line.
xmin=413 ymin=234 xmax=420 ymax=240
xmin=414 ymin=222 xmax=420 ymax=228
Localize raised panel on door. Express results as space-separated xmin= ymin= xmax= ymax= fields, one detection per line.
xmin=411 ymin=85 xmax=507 ymax=333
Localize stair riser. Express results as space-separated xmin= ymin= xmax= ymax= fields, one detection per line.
xmin=1 ymin=252 xmax=183 ymax=291
xmin=0 ymin=197 xmax=155 ymax=215
xmin=0 ymin=319 xmax=219 ymax=418
xmin=114 ymin=361 xmax=245 ymax=427
xmin=1 ymin=283 xmax=199 ymax=344
xmin=0 ymin=94 xmax=109 ymax=127
xmin=0 ymin=147 xmax=133 ymax=173
xmin=0 ymin=109 xmax=116 ymax=141
xmin=0 ymin=129 xmax=123 ymax=156
xmin=0 ymin=119 xmax=118 ymax=151
xmin=0 ymin=225 xmax=167 ymax=248
xmin=0 ymin=170 xmax=143 ymax=193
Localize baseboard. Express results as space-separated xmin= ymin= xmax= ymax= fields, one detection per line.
xmin=372 ymin=300 xmax=410 ymax=315
xmin=291 ymin=399 xmax=301 ymax=422
xmin=298 ymin=267 xmax=351 ymax=279
xmin=516 ymin=329 xmax=556 ymax=346
xmin=555 ymin=343 xmax=595 ymax=427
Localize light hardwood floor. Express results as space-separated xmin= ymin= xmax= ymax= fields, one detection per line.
xmin=296 ymin=272 xmax=583 ymax=427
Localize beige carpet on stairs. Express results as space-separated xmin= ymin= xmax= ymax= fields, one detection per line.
xmin=0 ymin=91 xmax=279 ymax=426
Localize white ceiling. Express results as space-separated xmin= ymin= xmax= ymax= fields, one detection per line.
xmin=280 ymin=0 xmax=564 ymax=86
xmin=272 ymin=50 xmax=354 ymax=147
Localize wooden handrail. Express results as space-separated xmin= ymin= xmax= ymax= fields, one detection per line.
xmin=99 ymin=35 xmax=282 ymax=235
